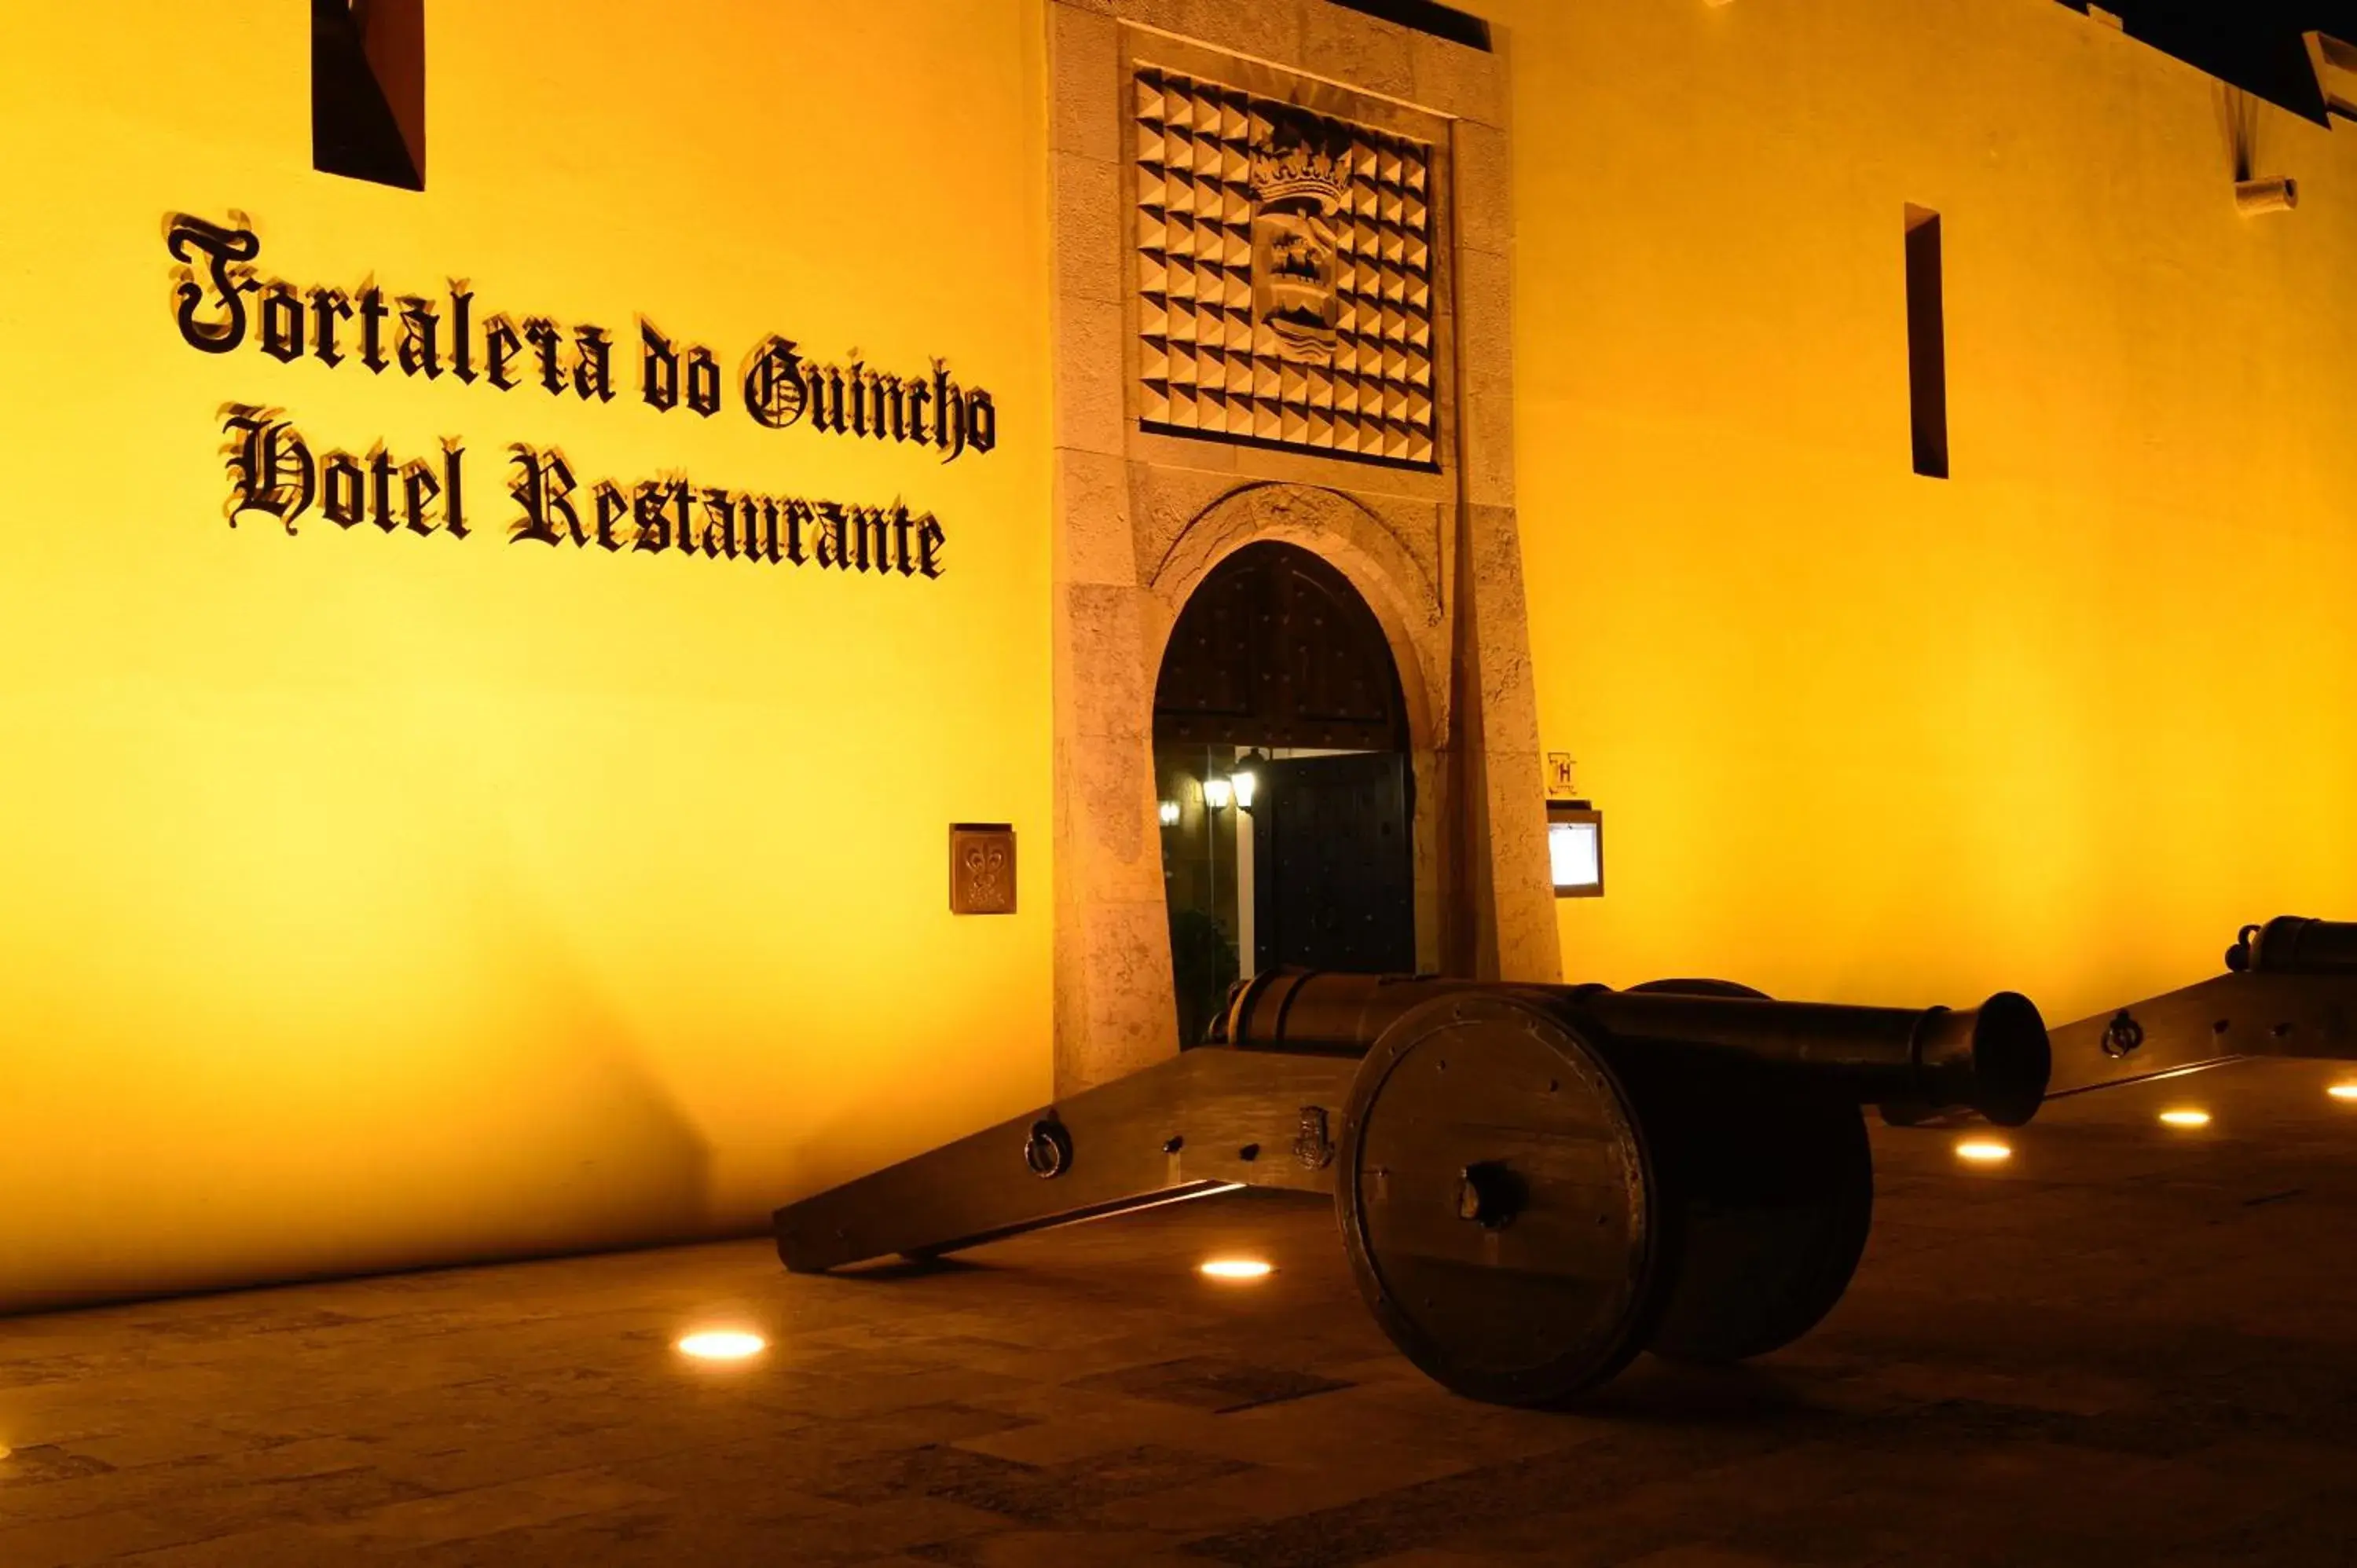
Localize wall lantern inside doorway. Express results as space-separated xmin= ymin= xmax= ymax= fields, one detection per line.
xmin=1547 ymin=801 xmax=1604 ymax=898
xmin=1202 ymin=776 xmax=1233 ymax=812
xmin=1230 ymin=766 xmax=1259 ymax=812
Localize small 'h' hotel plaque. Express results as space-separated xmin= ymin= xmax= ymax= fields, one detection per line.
xmin=1133 ymin=68 xmax=1438 ymax=468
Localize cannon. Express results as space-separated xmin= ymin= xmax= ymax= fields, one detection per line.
xmin=2040 ymin=914 xmax=2357 ymax=1097
xmin=773 ymin=918 xmax=2357 ymax=1407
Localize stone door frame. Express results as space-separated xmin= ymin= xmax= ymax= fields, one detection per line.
xmin=1048 ymin=0 xmax=1556 ymax=1094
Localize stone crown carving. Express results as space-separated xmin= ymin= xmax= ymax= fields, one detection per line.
xmin=1248 ymin=117 xmax=1347 ymax=212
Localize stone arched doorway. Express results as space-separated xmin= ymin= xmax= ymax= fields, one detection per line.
xmin=1153 ymin=540 xmax=1417 ymax=1044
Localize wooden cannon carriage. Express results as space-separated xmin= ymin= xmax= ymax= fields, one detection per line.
xmin=774 ymin=916 xmax=2357 ymax=1406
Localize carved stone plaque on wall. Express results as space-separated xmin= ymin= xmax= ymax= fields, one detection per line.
xmin=949 ymin=824 xmax=1017 ymax=915
xmin=1133 ymin=66 xmax=1438 ymax=469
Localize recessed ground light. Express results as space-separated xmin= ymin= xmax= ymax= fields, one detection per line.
xmin=676 ymin=1330 xmax=767 ymax=1361
xmin=2329 ymin=1084 xmax=2357 ymax=1103
xmin=1199 ymin=1258 xmax=1273 ymax=1281
xmin=2158 ymin=1109 xmax=2212 ymax=1128
xmin=1955 ymin=1139 xmax=2012 ymax=1164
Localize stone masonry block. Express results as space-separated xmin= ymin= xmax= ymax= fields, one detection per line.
xmin=1056 ymin=449 xmax=1140 ymax=588
xmin=1452 ymin=119 xmax=1512 ymax=259
xmin=1058 ymin=582 xmax=1158 ymax=744
xmin=1301 ymin=4 xmax=1416 ymax=98
xmin=1054 ymin=152 xmax=1126 ymax=306
xmin=1050 ymin=5 xmax=1124 ymax=163
xmin=1052 ymin=296 xmax=1129 ymax=457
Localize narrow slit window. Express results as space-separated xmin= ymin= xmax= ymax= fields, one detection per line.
xmin=313 ymin=0 xmax=425 ymax=190
xmin=1904 ymin=205 xmax=1948 ymax=478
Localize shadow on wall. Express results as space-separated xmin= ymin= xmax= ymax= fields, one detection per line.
xmin=2219 ymin=83 xmax=2260 ymax=181
xmin=306 ymin=855 xmax=726 ymax=1287
xmin=0 ymin=863 xmax=718 ymax=1317
xmin=454 ymin=917 xmax=720 ymax=1265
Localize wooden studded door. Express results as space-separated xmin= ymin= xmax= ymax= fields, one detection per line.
xmin=1252 ymin=751 xmax=1416 ymax=975
xmin=1153 ymin=542 xmax=1408 ymax=754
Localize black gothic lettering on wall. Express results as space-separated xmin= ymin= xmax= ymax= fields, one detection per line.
xmin=414 ymin=443 xmax=467 ymax=535
xmin=736 ymin=337 xmax=993 ymax=463
xmin=497 ymin=442 xmax=943 ymax=577
xmin=310 ymin=286 xmax=352 ymax=367
xmin=259 ymin=282 xmax=306 ymax=364
xmin=212 ymin=419 xmax=933 ymax=575
xmin=178 ymin=215 xmax=979 ymax=587
xmin=167 ymin=214 xmax=258 ymax=354
xmin=359 ymin=288 xmax=391 ymax=372
xmin=219 ymin=405 xmax=464 ymax=538
xmin=506 ymin=445 xmax=581 ymax=546
xmin=630 ymin=482 xmax=671 ymax=553
xmin=741 ymin=336 xmax=808 ymax=429
xmin=642 ymin=321 xmax=680 ymax=412
xmin=321 ymin=449 xmax=368 ymax=529
xmin=398 ymin=297 xmax=442 ymax=378
xmin=522 ymin=319 xmax=566 ymax=395
xmin=483 ymin=314 xmax=523 ymax=390
xmin=221 ymin=405 xmax=313 ymax=531
xmin=967 ymin=390 xmax=997 ymax=456
xmin=685 ymin=346 xmax=721 ymax=419
xmin=167 ymin=213 xmax=1003 ymax=463
xmin=574 ymin=327 xmax=614 ymax=402
xmin=449 ymin=283 xmax=475 ymax=381
xmin=776 ymin=499 xmax=812 ymax=566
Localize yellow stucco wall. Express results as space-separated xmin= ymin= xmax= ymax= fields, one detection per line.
xmin=1493 ymin=0 xmax=2357 ymax=1020
xmin=0 ymin=2 xmax=1054 ymax=1310
xmin=9 ymin=0 xmax=2355 ymax=1312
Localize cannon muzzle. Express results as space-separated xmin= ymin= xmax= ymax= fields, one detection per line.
xmin=1223 ymin=971 xmax=2050 ymax=1127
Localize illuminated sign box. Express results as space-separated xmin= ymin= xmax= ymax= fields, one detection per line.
xmin=1547 ymin=802 xmax=1603 ymax=898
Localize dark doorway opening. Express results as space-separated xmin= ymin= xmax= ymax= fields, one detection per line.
xmin=1153 ymin=542 xmax=1415 ymax=1044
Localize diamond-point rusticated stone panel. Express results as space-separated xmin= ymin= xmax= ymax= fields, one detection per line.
xmin=1133 ymin=64 xmax=1439 ymax=471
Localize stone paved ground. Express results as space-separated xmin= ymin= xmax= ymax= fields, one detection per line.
xmin=5 ymin=1058 xmax=2355 ymax=1566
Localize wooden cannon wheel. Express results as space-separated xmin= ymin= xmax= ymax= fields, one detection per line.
xmin=1641 ymin=1082 xmax=1873 ymax=1364
xmin=1333 ymin=983 xmax=1876 ymax=1405
xmin=1333 ymin=993 xmax=1670 ymax=1407
xmin=1621 ymin=980 xmax=1876 ymax=1365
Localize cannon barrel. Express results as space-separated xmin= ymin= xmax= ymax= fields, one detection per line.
xmin=2227 ymin=916 xmax=2357 ymax=976
xmin=1225 ymin=970 xmax=2050 ymax=1127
